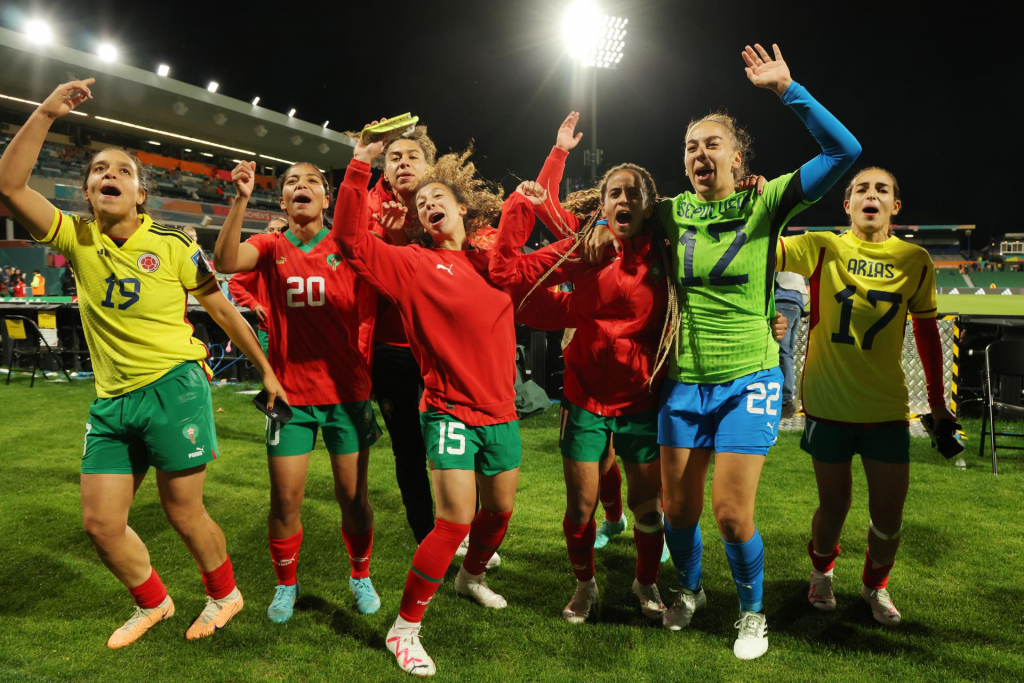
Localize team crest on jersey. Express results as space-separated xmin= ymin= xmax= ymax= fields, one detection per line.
xmin=650 ymin=263 xmax=664 ymax=281
xmin=276 ymin=257 xmax=287 ymax=265
xmin=137 ymin=253 xmax=160 ymax=273
xmin=326 ymin=254 xmax=341 ymax=270
xmin=183 ymin=423 xmax=199 ymax=444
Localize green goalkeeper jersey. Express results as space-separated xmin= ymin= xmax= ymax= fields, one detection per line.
xmin=657 ymin=170 xmax=812 ymax=384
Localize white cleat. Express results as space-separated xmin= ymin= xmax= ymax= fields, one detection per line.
xmin=561 ymin=578 xmax=599 ymax=624
xmin=455 ymin=534 xmax=470 ymax=557
xmin=733 ymin=611 xmax=769 ymax=660
xmin=862 ymin=586 xmax=901 ymax=626
xmin=486 ymin=551 xmax=501 ymax=570
xmin=632 ymin=579 xmax=666 ymax=620
xmin=662 ymin=587 xmax=706 ymax=631
xmin=454 ymin=568 xmax=507 ymax=609
xmin=386 ymin=620 xmax=436 ymax=677
xmin=809 ymin=569 xmax=836 ymax=612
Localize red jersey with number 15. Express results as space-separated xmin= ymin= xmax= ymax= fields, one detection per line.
xmin=246 ymin=229 xmax=377 ymax=405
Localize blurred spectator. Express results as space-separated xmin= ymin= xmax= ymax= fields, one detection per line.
xmin=12 ymin=274 xmax=26 ymax=298
xmin=775 ymin=271 xmax=807 ymax=418
xmin=1 ymin=266 xmax=11 ymax=289
xmin=267 ymin=217 xmax=287 ymax=233
xmin=31 ymin=269 xmax=46 ymax=296
xmin=61 ymin=266 xmax=76 ymax=296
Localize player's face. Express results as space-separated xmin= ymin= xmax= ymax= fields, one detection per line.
xmin=266 ymin=219 xmax=286 ymax=234
xmin=602 ymin=170 xmax=651 ymax=238
xmin=84 ymin=150 xmax=145 ymax=219
xmin=844 ymin=169 xmax=901 ymax=235
xmin=280 ymin=164 xmax=329 ymax=222
xmin=685 ymin=122 xmax=741 ymax=198
xmin=385 ymin=140 xmax=429 ymax=198
xmin=415 ymin=182 xmax=467 ymax=245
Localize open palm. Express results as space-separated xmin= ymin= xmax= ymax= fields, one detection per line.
xmin=742 ymin=43 xmax=793 ymax=97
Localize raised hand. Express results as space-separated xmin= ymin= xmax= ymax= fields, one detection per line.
xmin=37 ymin=79 xmax=95 ymax=120
xmin=354 ymin=119 xmax=387 ymax=164
xmin=737 ymin=174 xmax=767 ymax=195
xmin=373 ymin=200 xmax=408 ymax=234
xmin=231 ymin=160 xmax=256 ymax=199
xmin=516 ymin=180 xmax=548 ymax=207
xmin=742 ymin=43 xmax=793 ymax=97
xmin=556 ymin=111 xmax=584 ymax=151
xmin=583 ymin=220 xmax=621 ymax=264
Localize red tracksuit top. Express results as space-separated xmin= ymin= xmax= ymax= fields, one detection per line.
xmin=245 ymin=227 xmax=377 ymax=406
xmin=227 ymin=269 xmax=269 ymax=332
xmin=490 ymin=146 xmax=669 ymax=416
xmin=335 ymin=159 xmax=518 ymax=426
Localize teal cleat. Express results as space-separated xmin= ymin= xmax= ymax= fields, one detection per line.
xmin=350 ymin=577 xmax=381 ymax=614
xmin=267 ymin=582 xmax=300 ymax=624
xmin=662 ymin=541 xmax=671 ymax=563
xmin=593 ymin=514 xmax=627 ymax=550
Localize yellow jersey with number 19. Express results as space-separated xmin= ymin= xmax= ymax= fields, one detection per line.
xmin=36 ymin=208 xmax=217 ymax=398
xmin=776 ymin=230 xmax=937 ymax=424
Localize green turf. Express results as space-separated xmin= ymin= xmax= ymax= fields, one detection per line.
xmin=936 ymin=293 xmax=1024 ymax=317
xmin=1 ymin=378 xmax=1023 ymax=682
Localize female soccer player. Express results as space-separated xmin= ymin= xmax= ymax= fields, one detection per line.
xmin=655 ymin=44 xmax=861 ymax=659
xmin=777 ymin=167 xmax=954 ymax=625
xmin=0 ymin=79 xmax=285 ymax=648
xmin=335 ymin=133 xmax=521 ymax=677
xmin=489 ymin=116 xmax=674 ymax=624
xmin=214 ymin=157 xmax=383 ymax=623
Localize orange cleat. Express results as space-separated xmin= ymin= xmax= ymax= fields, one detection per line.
xmin=185 ymin=588 xmax=243 ymax=641
xmin=106 ymin=596 xmax=175 ymax=649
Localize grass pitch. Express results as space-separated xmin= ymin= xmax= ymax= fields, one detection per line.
xmin=936 ymin=294 xmax=1024 ymax=317
xmin=1 ymin=378 xmax=1022 ymax=682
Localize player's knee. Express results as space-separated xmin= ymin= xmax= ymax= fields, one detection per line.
xmin=82 ymin=513 xmax=125 ymax=541
xmin=335 ymin=483 xmax=369 ymax=513
xmin=713 ymin=504 xmax=752 ymax=541
xmin=819 ymin=495 xmax=852 ymax=520
xmin=565 ymin=500 xmax=595 ymax=526
xmin=662 ymin=495 xmax=700 ymax=529
xmin=630 ymin=497 xmax=664 ymax=530
xmin=163 ymin=504 xmax=203 ymax=536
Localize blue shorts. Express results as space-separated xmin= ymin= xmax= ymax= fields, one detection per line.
xmin=658 ymin=367 xmax=784 ymax=455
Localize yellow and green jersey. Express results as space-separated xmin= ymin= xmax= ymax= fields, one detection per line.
xmin=37 ymin=209 xmax=217 ymax=397
xmin=657 ymin=171 xmax=813 ymax=384
xmin=777 ymin=230 xmax=937 ymax=424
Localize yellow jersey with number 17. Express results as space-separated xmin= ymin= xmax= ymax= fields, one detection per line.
xmin=776 ymin=230 xmax=937 ymax=424
xmin=37 ymin=208 xmax=217 ymax=398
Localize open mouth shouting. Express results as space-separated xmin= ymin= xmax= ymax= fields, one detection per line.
xmin=291 ymin=190 xmax=313 ymax=206
xmin=428 ymin=210 xmax=446 ymax=231
xmin=614 ymin=209 xmax=633 ymax=229
xmin=693 ymin=164 xmax=715 ymax=184
xmin=100 ymin=183 xmax=122 ymax=199
xmin=861 ymin=204 xmax=880 ymax=219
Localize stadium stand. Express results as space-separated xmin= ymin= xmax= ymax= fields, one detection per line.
xmin=935 ymin=268 xmax=969 ymax=288
xmin=970 ymin=270 xmax=1024 ymax=289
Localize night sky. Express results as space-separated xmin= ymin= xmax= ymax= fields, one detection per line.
xmin=2 ymin=1 xmax=1013 ymax=242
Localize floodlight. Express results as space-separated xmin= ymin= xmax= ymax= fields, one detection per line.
xmin=561 ymin=1 xmax=626 ymax=68
xmin=207 ymin=81 xmax=219 ymax=93
xmin=322 ymin=120 xmax=329 ymax=128
xmin=288 ymin=108 xmax=296 ymax=118
xmin=252 ymin=96 xmax=261 ymax=106
xmin=157 ymin=64 xmax=170 ymax=77
xmin=147 ymin=140 xmax=160 ymax=146
xmin=200 ymin=152 xmax=214 ymax=158
xmin=25 ymin=20 xmax=53 ymax=44
xmin=97 ymin=43 xmax=118 ymax=62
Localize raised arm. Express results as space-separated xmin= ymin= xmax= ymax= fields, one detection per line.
xmin=0 ymin=80 xmax=94 ymax=240
xmin=534 ymin=112 xmax=585 ymax=238
xmin=743 ymin=43 xmax=861 ymax=201
xmin=212 ymin=161 xmax=260 ymax=273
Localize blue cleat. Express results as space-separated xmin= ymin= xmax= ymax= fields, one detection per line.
xmin=267 ymin=582 xmax=300 ymax=624
xmin=594 ymin=514 xmax=627 ymax=550
xmin=662 ymin=541 xmax=671 ymax=563
xmin=350 ymin=577 xmax=381 ymax=614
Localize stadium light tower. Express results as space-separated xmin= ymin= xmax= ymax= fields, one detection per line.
xmin=24 ymin=20 xmax=53 ymax=45
xmin=97 ymin=42 xmax=118 ymax=62
xmin=562 ymin=1 xmax=627 ymax=181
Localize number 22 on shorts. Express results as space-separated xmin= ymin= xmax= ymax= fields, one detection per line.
xmin=746 ymin=382 xmax=781 ymax=416
xmin=438 ymin=420 xmax=466 ymax=455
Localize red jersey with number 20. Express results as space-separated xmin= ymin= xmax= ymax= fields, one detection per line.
xmin=246 ymin=229 xmax=377 ymax=405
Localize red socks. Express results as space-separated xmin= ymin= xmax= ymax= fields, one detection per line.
xmin=863 ymin=551 xmax=894 ymax=590
xmin=808 ymin=539 xmax=840 ymax=573
xmin=342 ymin=526 xmax=374 ymax=580
xmin=600 ymin=461 xmax=623 ymax=522
xmin=201 ymin=556 xmax=236 ymax=600
xmin=129 ymin=567 xmax=168 ymax=609
xmin=633 ymin=525 xmax=664 ymax=586
xmin=399 ymin=519 xmax=470 ymax=623
xmin=462 ymin=509 xmax=512 ymax=576
xmin=563 ymin=515 xmax=596 ymax=582
xmin=269 ymin=529 xmax=303 ymax=586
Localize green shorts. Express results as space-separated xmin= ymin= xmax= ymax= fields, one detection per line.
xmin=801 ymin=418 xmax=911 ymax=465
xmin=83 ymin=362 xmax=218 ymax=474
xmin=257 ymin=328 xmax=269 ymax=356
xmin=560 ymin=401 xmax=660 ymax=464
xmin=266 ymin=401 xmax=381 ymax=457
xmin=420 ymin=410 xmax=521 ymax=475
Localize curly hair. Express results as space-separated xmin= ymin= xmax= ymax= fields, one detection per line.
xmin=414 ymin=143 xmax=503 ymax=238
xmin=80 ymin=147 xmax=151 ymax=216
xmin=387 ymin=124 xmax=437 ymax=166
xmin=685 ymin=111 xmax=754 ymax=180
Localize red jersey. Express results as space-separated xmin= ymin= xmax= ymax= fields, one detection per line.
xmin=246 ymin=228 xmax=376 ymax=405
xmin=335 ymin=159 xmax=518 ymax=426
xmin=366 ymin=176 xmax=410 ymax=347
xmin=227 ymin=269 xmax=269 ymax=332
xmin=490 ymin=147 xmax=669 ymax=416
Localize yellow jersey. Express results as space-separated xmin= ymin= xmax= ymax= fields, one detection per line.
xmin=777 ymin=230 xmax=937 ymax=424
xmin=37 ymin=208 xmax=216 ymax=397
